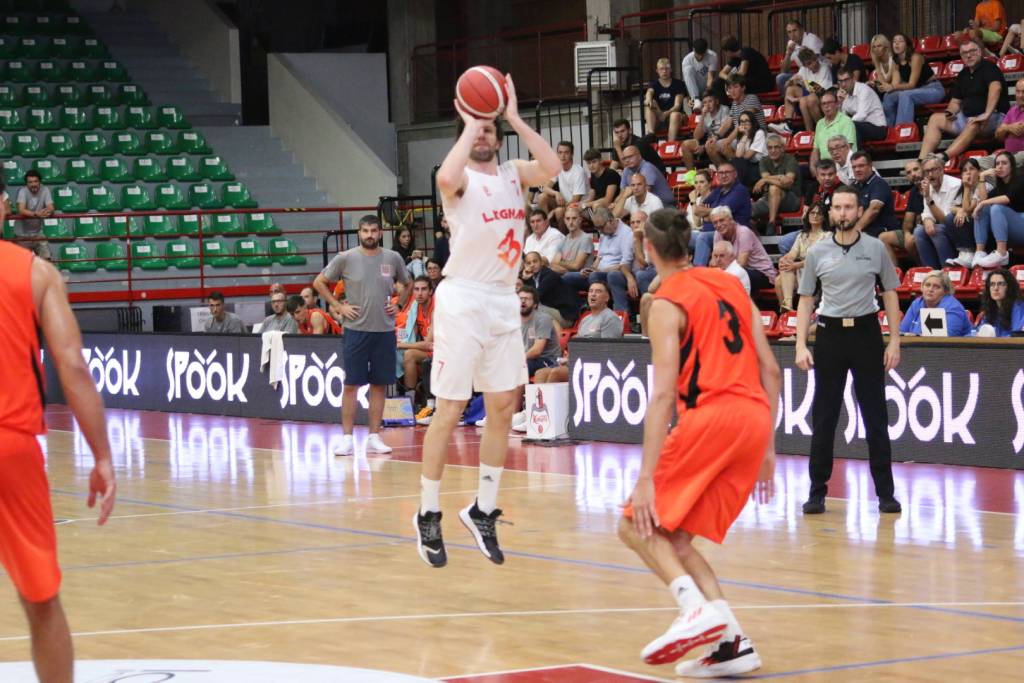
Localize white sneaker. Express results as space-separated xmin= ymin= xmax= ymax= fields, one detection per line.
xmin=641 ymin=603 xmax=728 ymax=666
xmin=333 ymin=434 xmax=354 ymax=457
xmin=977 ymin=250 xmax=1010 ymax=268
xmin=946 ymin=250 xmax=974 ymax=268
xmin=675 ymin=636 xmax=762 ymax=678
xmin=365 ymin=433 xmax=393 ymax=454
xmin=474 ymin=417 xmax=487 ymax=427
xmin=511 ymin=410 xmax=527 ymax=430
xmin=768 ymin=122 xmax=793 ymax=135
xmin=970 ymin=250 xmax=990 ymax=268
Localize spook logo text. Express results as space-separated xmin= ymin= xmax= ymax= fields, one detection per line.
xmin=572 ymin=358 xmax=653 ymax=427
xmin=166 ymin=349 xmax=249 ymax=402
xmin=82 ymin=347 xmax=140 ymax=396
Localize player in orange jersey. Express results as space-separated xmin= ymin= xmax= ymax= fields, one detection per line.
xmin=619 ymin=208 xmax=779 ymax=678
xmin=0 ymin=240 xmax=116 ymax=682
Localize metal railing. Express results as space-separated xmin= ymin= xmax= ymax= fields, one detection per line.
xmin=585 ymin=66 xmax=643 ymax=156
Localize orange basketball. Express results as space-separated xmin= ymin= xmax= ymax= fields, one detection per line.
xmin=456 ymin=66 xmax=508 ymax=119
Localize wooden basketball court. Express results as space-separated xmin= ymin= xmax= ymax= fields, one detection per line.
xmin=0 ymin=406 xmax=1020 ymax=681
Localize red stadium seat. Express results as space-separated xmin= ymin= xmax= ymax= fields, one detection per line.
xmin=900 ymin=266 xmax=932 ymax=296
xmin=615 ymin=310 xmax=632 ymax=334
xmin=927 ymin=60 xmax=946 ymax=76
xmin=878 ymin=310 xmax=891 ymax=334
xmin=917 ymin=35 xmax=944 ymax=57
xmin=942 ymin=265 xmax=974 ymax=296
xmin=559 ymin=328 xmax=573 ymax=354
xmin=999 ymin=54 xmax=1024 ymax=77
xmin=767 ymin=53 xmax=785 ymax=74
xmin=759 ymin=310 xmax=778 ymax=337
xmin=893 ymin=190 xmax=910 ymax=215
xmin=850 ymin=43 xmax=871 ymax=64
xmin=939 ymin=60 xmax=964 ymax=83
xmin=786 ymin=130 xmax=814 ymax=157
xmin=658 ymin=140 xmax=683 ymax=165
xmin=667 ymin=169 xmax=690 ymax=188
xmin=761 ymin=104 xmax=777 ymax=123
xmin=1011 ymin=265 xmax=1024 ymax=287
xmin=864 ymin=123 xmax=920 ymax=152
xmin=774 ymin=311 xmax=800 ymax=337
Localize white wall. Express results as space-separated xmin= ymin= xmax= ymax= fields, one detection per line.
xmin=268 ymin=54 xmax=398 ymax=205
xmin=133 ymin=0 xmax=241 ymax=104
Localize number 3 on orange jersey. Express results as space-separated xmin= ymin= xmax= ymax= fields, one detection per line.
xmin=497 ymin=228 xmax=522 ymax=268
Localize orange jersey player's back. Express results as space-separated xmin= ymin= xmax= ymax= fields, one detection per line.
xmin=654 ymin=267 xmax=769 ymax=415
xmin=0 ymin=241 xmax=46 ymax=436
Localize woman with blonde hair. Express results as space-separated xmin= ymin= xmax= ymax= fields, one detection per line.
xmin=898 ymin=270 xmax=972 ymax=336
xmin=868 ymin=34 xmax=896 ymax=92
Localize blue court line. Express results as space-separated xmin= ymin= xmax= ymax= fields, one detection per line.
xmin=748 ymin=643 xmax=1024 ymax=679
xmin=51 ymin=490 xmax=1024 ymax=626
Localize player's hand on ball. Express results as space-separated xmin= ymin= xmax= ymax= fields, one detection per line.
xmin=626 ymin=476 xmax=659 ymax=537
xmin=453 ymin=99 xmax=482 ymax=128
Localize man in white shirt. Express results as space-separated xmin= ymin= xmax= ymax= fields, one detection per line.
xmin=612 ymin=171 xmax=664 ymax=219
xmin=827 ymin=135 xmax=856 ymax=185
xmin=912 ymin=154 xmax=964 ymax=268
xmin=777 ymin=19 xmax=824 ymax=93
xmin=681 ymin=38 xmax=719 ymax=110
xmin=709 ymin=240 xmax=751 ymax=294
xmin=836 ymin=67 xmax=887 ymax=146
xmin=523 ymin=209 xmax=565 ymax=264
xmin=777 ymin=48 xmax=833 ymax=133
xmin=537 ymin=140 xmax=587 ymax=230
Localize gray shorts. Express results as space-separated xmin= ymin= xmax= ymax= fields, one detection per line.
xmin=752 ymin=190 xmax=801 ymax=218
xmin=952 ymin=111 xmax=1005 ymax=136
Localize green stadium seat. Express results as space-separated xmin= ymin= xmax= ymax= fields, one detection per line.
xmin=33 ymin=158 xmax=65 ymax=183
xmin=113 ymin=131 xmax=144 ymax=155
xmin=87 ymin=84 xmax=115 ymax=106
xmin=154 ymin=183 xmax=188 ymax=210
xmin=121 ymin=184 xmax=155 ymax=210
xmin=165 ymin=239 xmax=199 ymax=268
xmin=37 ymin=60 xmax=67 ymax=83
xmin=68 ymin=60 xmax=97 ymax=82
xmin=143 ymin=214 xmax=174 ymax=237
xmin=177 ymin=213 xmax=208 ymax=236
xmin=125 ymin=106 xmax=156 ymax=129
xmin=177 ymin=130 xmax=211 ymax=154
xmin=0 ymin=134 xmax=8 ymax=158
xmin=201 ymin=238 xmax=238 ymax=267
xmin=49 ymin=37 xmax=74 ymax=58
xmin=268 ymin=237 xmax=307 ymax=265
xmin=3 ymin=159 xmax=26 ymax=186
xmin=73 ymin=215 xmax=107 ymax=239
xmin=80 ymin=38 xmax=106 ymax=57
xmin=12 ymin=133 xmax=43 ymax=157
xmin=18 ymin=38 xmax=49 ymax=59
xmin=132 ymin=156 xmax=165 ymax=182
xmin=0 ymin=86 xmax=21 ymax=107
xmin=99 ymin=60 xmax=129 ymax=82
xmin=210 ymin=213 xmax=243 ymax=235
xmin=59 ymin=105 xmax=92 ymax=130
xmin=221 ymin=182 xmax=257 ymax=208
xmin=157 ymin=105 xmax=189 ymax=129
xmin=108 ymin=214 xmax=143 ymax=239
xmin=130 ymin=240 xmax=167 ymax=270
xmin=0 ymin=38 xmax=14 ymax=59
xmin=95 ymin=106 xmax=125 ymax=131
xmin=23 ymin=86 xmax=55 ymax=107
xmin=87 ymin=185 xmax=121 ymax=212
xmin=64 ymin=16 xmax=89 ymax=35
xmin=0 ymin=108 xmax=26 ymax=131
xmin=33 ymin=15 xmax=64 ymax=36
xmin=53 ymin=185 xmax=86 ymax=212
xmin=144 ymin=130 xmax=178 ymax=155
xmin=189 ymin=182 xmax=222 ymax=209
xmin=166 ymin=155 xmax=199 ymax=181
xmin=55 ymin=84 xmax=86 ymax=106
xmin=95 ymin=241 xmax=128 ymax=270
xmin=245 ymin=212 xmax=279 ymax=235
xmin=2 ymin=16 xmax=27 ymax=36
xmin=200 ymin=156 xmax=233 ymax=181
xmin=118 ymin=84 xmax=147 ymax=105
xmin=46 ymin=132 xmax=80 ymax=157
xmin=27 ymin=107 xmax=58 ymax=130
xmin=99 ymin=157 xmax=132 ymax=183
xmin=80 ymin=131 xmax=113 ymax=156
xmin=58 ymin=243 xmax=98 ymax=272
xmin=66 ymin=158 xmax=100 ymax=183
xmin=42 ymin=217 xmax=73 ymax=240
xmin=6 ymin=60 xmax=38 ymax=83
xmin=235 ymin=237 xmax=272 ymax=267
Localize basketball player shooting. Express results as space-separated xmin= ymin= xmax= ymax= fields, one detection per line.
xmin=413 ymin=73 xmax=560 ymax=568
xmin=618 ymin=208 xmax=778 ymax=677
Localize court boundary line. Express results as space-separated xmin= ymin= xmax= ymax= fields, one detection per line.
xmin=442 ymin=663 xmax=674 ymax=682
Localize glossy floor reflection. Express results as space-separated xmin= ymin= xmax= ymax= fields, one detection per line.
xmin=9 ymin=406 xmax=1023 ymax=682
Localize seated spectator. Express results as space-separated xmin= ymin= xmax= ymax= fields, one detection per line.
xmin=911 ymin=155 xmax=964 ymax=268
xmin=777 ymin=48 xmax=833 ymax=134
xmin=519 ymin=284 xmax=561 ymax=377
xmin=264 ymin=282 xmax=287 ymax=316
xmin=645 ymin=58 xmax=687 ymax=141
xmin=890 ymin=159 xmax=926 ymax=262
xmin=628 ymin=210 xmax=658 ymax=299
xmin=681 ymin=38 xmax=719 ymax=109
xmin=999 ymin=17 xmax=1024 ymax=56
xmin=882 ymin=33 xmax=945 ymax=126
xmin=719 ymin=36 xmax=774 ymax=94
xmin=822 ymin=38 xmax=866 ymax=83
xmin=827 ymin=135 xmax=856 ymax=185
xmin=393 ymin=226 xmax=425 ymax=278
xmin=14 ymin=170 xmax=54 ymax=260
xmin=549 ymin=206 xmax=593 ymax=275
xmin=612 ymin=171 xmax=663 ymax=219
xmin=899 ymin=271 xmax=972 ymax=336
xmin=260 ymin=290 xmax=299 ymax=333
xmin=944 ymin=159 xmax=988 ymax=268
xmin=836 ymin=66 xmax=887 ymax=145
xmin=287 ymin=294 xmax=341 ymax=335
xmin=690 ymin=162 xmax=751 ymax=266
xmin=808 ymin=89 xmax=858 ymax=170
xmin=610 ymin=118 xmax=666 ymax=174
xmin=685 ymin=170 xmax=713 ymax=232
xmin=432 ymin=214 xmax=450 ymax=268
xmin=709 ymin=240 xmax=750 ymax=294
xmin=973 ymin=268 xmax=1024 ymax=335
xmin=970 ymin=150 xmax=1024 ymax=267
xmin=425 ymin=258 xmax=444 ymax=289
xmin=777 ymin=19 xmax=824 ymax=93
xmin=580 ymin=148 xmax=620 ymax=211
xmin=867 ymin=34 xmax=896 ymax=94
xmin=204 ymin=291 xmax=245 ymax=333
xmin=964 ymin=0 xmax=1008 ymax=49
xmin=710 ymin=206 xmax=777 ymax=291
xmin=537 ymin=141 xmax=587 ymax=229
xmin=752 ymin=134 xmax=802 ymax=234
xmin=778 ymin=158 xmax=841 ymax=256
xmin=680 ymin=91 xmax=730 ymax=169
xmin=776 ymin=202 xmax=832 ymax=311
xmin=561 ymin=207 xmax=634 ymax=312
xmin=301 ymin=286 xmax=318 ymax=309
xmin=619 ymin=145 xmax=674 ymax=206
xmin=711 ymin=75 xmax=766 ymax=163
xmin=524 ymin=209 xmax=565 ymax=263
xmin=534 ymin=281 xmax=624 ymax=384
xmin=522 ymin=250 xmax=580 ymax=327
xmin=722 ymin=110 xmax=768 ymax=188
xmin=850 ymin=151 xmax=898 ymax=243
xmin=994 ymin=81 xmax=1024 ymax=156
xmin=918 ymin=38 xmax=1009 ymax=161
xmin=396 ymin=276 xmax=434 ymax=395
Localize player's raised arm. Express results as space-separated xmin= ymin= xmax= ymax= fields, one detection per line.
xmin=504 ymin=75 xmax=561 ymax=188
xmin=436 ymin=101 xmax=484 ymax=202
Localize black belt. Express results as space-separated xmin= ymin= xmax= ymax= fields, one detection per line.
xmin=817 ymin=313 xmax=879 ymax=329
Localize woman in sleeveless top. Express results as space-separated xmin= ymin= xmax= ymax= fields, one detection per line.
xmin=882 ymin=32 xmax=945 ymax=126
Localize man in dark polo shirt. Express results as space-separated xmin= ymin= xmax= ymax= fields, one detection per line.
xmin=719 ymin=36 xmax=773 ymax=94
xmin=850 ymin=151 xmax=896 ymax=239
xmin=919 ymin=37 xmax=1009 ymax=160
xmin=581 ymin=148 xmax=620 ymax=211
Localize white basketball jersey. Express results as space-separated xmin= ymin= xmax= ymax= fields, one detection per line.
xmin=441 ymin=161 xmax=525 ymax=288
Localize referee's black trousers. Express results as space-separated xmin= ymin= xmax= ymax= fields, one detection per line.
xmin=807 ymin=316 xmax=895 ymax=501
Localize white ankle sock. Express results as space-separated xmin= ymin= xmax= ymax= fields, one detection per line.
xmin=669 ymin=575 xmax=706 ymax=611
xmin=477 ymin=463 xmax=503 ymax=514
xmin=710 ymin=599 xmax=743 ymax=640
xmin=420 ymin=476 xmax=441 ymax=514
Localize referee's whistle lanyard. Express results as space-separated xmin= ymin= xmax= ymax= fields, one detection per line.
xmin=832 ymin=232 xmax=860 ymax=255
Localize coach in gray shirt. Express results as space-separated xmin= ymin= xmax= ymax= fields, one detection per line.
xmin=259 ymin=291 xmax=298 ymax=333
xmin=15 ymin=169 xmax=54 ymax=260
xmin=314 ymin=214 xmax=411 ymax=457
xmin=794 ymin=185 xmax=902 ymax=516
xmin=204 ymin=291 xmax=245 ymax=333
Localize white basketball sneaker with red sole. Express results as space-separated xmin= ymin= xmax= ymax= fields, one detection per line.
xmin=640 ymin=603 xmax=728 ymax=665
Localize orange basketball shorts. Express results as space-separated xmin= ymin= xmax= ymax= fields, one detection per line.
xmin=624 ymin=397 xmax=771 ymax=544
xmin=0 ymin=427 xmax=61 ymax=602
